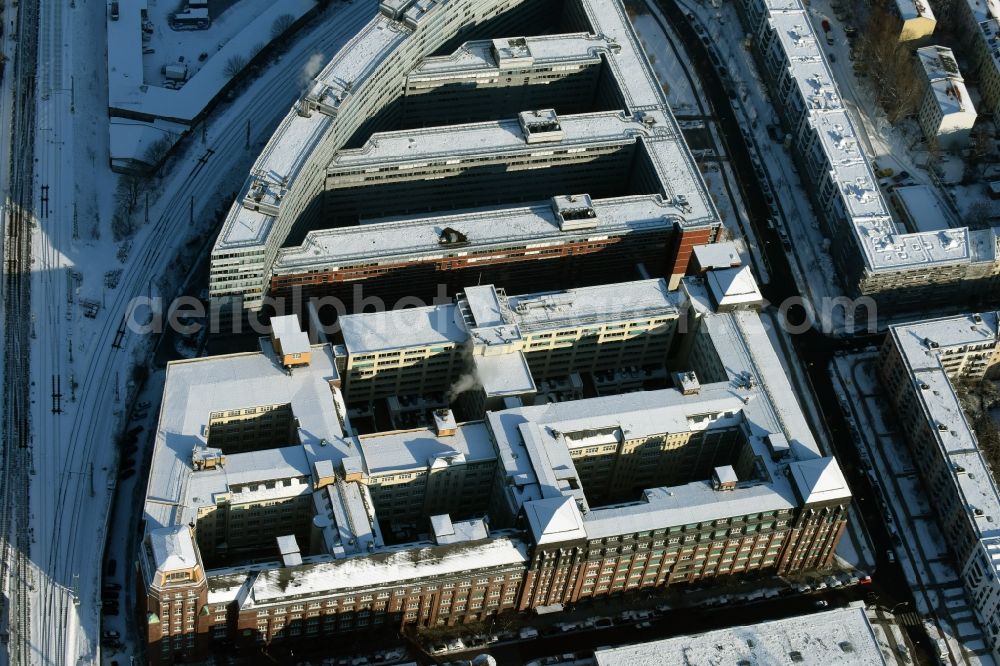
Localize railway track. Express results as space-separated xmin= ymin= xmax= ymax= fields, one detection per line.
xmin=0 ymin=0 xmax=39 ymax=663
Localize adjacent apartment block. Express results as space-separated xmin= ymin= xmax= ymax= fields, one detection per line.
xmin=736 ymin=0 xmax=1000 ymax=312
xmin=878 ymin=313 xmax=1000 ymax=661
xmin=915 ymin=46 xmax=977 ymax=150
xmin=208 ymin=0 xmax=721 ymax=313
xmin=139 ymin=274 xmax=849 ymax=663
xmin=893 ymin=0 xmax=936 ymax=43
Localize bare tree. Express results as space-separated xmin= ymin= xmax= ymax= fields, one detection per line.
xmin=271 ymin=13 xmax=295 ymax=39
xmin=858 ymin=7 xmax=923 ymax=122
xmin=965 ymin=201 xmax=993 ymax=230
xmin=224 ymin=54 xmax=248 ymax=78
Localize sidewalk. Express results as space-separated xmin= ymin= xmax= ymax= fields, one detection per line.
xmin=831 ymin=352 xmax=994 ymax=665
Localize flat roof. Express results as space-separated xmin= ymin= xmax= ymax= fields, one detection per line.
xmin=339 ymin=303 xmax=465 ymax=354
xmin=474 ymin=352 xmax=537 ymax=397
xmin=275 ymin=195 xmax=680 ymax=274
xmin=506 ymin=279 xmax=677 ymax=332
xmin=893 ymin=185 xmax=954 ymax=233
xmin=594 ymin=605 xmax=886 ymax=665
xmin=916 ymin=45 xmax=961 ymax=83
xmin=889 ymin=313 xmax=1000 ymax=544
xmin=762 ymin=3 xmax=994 ymax=273
xmin=245 ymin=536 xmax=529 ymax=605
xmin=357 ymin=421 xmax=496 ymax=475
xmin=407 ymin=33 xmax=604 ymax=80
xmin=144 ymin=340 xmax=355 ymax=529
xmin=929 ymin=77 xmax=975 ymax=117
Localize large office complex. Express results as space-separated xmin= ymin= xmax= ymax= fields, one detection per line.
xmin=336 ymin=278 xmax=685 ymax=408
xmin=737 ymin=0 xmax=1000 ymax=311
xmin=208 ymin=0 xmax=721 ymax=314
xmin=878 ymin=313 xmax=1000 ymax=661
xmin=138 ymin=274 xmax=849 ymax=662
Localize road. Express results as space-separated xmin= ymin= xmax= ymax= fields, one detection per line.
xmin=656 ymin=0 xmax=936 ymax=660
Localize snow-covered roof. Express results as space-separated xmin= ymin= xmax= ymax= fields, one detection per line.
xmin=693 ymin=241 xmax=742 ymax=271
xmin=144 ymin=340 xmax=355 ymax=529
xmin=357 ymin=421 xmax=496 ymax=476
xmin=892 ymin=185 xmax=953 ymax=233
xmin=275 ymin=195 xmax=681 ymax=275
xmin=339 ymin=303 xmax=465 ymax=355
xmin=525 ymin=496 xmax=587 ymax=545
xmin=244 ymin=536 xmax=528 ymax=606
xmin=271 ymin=314 xmax=311 ymax=355
xmin=916 ymin=45 xmax=962 ymax=83
xmin=407 ymin=33 xmax=605 ymax=81
xmin=473 ymin=352 xmax=537 ymax=398
xmin=431 ymin=515 xmax=489 ymax=544
xmin=149 ymin=525 xmax=199 ymax=573
xmin=505 ymin=279 xmax=677 ymax=333
xmin=762 ymin=3 xmax=994 ymax=275
xmin=790 ymin=457 xmax=852 ymax=504
xmin=895 ymin=0 xmax=936 ymax=22
xmin=707 ymin=265 xmax=763 ymax=308
xmin=888 ymin=314 xmax=1000 ymax=544
xmin=594 ymin=604 xmax=887 ymax=665
xmin=928 ymin=77 xmax=976 ymax=117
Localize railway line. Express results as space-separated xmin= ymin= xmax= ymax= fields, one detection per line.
xmin=0 ymin=0 xmax=40 ymax=663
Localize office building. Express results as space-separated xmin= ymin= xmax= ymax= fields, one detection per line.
xmin=139 ymin=274 xmax=849 ymax=662
xmin=336 ymin=278 xmax=681 ymax=407
xmin=208 ymin=0 xmax=721 ymax=314
xmin=270 ymin=193 xmax=713 ymax=308
xmin=878 ymin=312 xmax=1000 ymax=661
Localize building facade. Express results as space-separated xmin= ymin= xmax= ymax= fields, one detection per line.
xmin=208 ymin=0 xmax=721 ymax=314
xmin=736 ymin=0 xmax=1000 ymax=312
xmin=139 ymin=274 xmax=850 ymax=662
xmin=878 ymin=313 xmax=1000 ymax=660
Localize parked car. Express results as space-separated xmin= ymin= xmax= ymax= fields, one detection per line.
xmin=119 ymin=468 xmax=136 ymax=481
xmin=106 ymin=559 xmax=117 ymax=577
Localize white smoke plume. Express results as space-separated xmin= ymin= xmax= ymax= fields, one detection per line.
xmin=299 ymin=53 xmax=326 ymax=92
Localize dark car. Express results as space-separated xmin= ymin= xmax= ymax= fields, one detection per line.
xmin=119 ymin=468 xmax=136 ymax=481
xmin=106 ymin=559 xmax=117 ymax=577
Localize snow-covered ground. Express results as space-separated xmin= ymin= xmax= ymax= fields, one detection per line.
xmin=676 ymin=0 xmax=848 ymax=331
xmin=23 ymin=1 xmax=378 ymax=664
xmin=831 ymin=352 xmax=994 ymax=665
xmin=629 ymin=1 xmax=770 ymax=283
